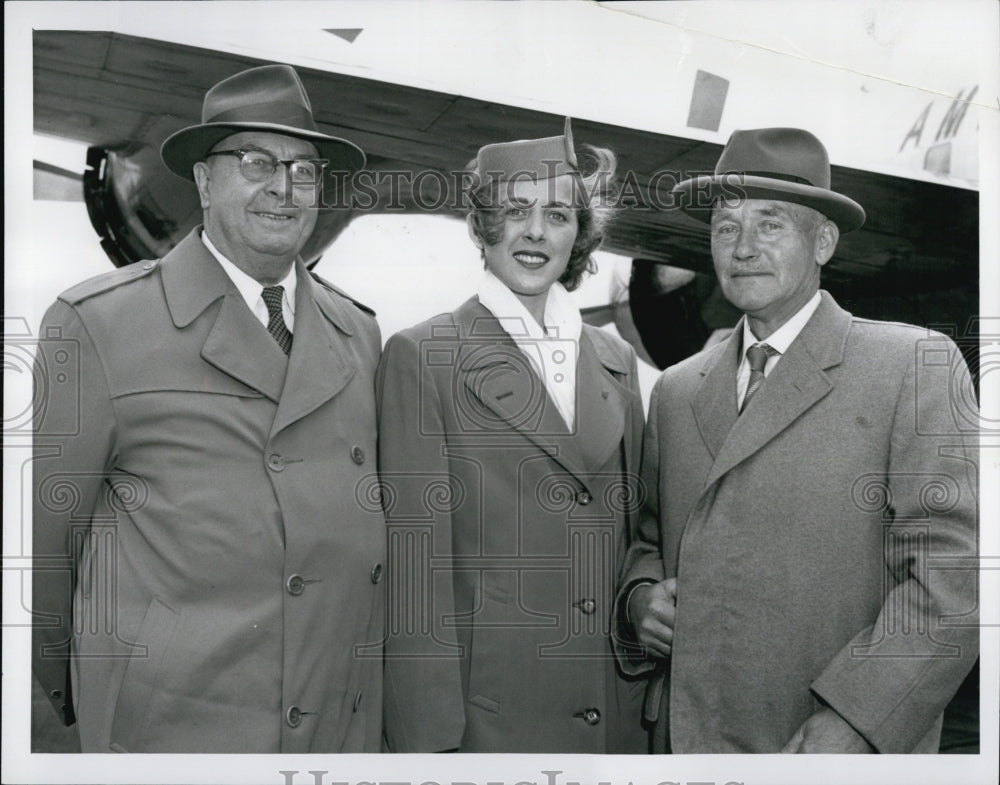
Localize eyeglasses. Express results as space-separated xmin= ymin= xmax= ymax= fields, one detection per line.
xmin=204 ymin=148 xmax=327 ymax=185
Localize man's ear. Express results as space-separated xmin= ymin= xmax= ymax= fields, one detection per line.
xmin=193 ymin=162 xmax=211 ymax=209
xmin=466 ymin=212 xmax=484 ymax=250
xmin=814 ymin=219 xmax=839 ymax=267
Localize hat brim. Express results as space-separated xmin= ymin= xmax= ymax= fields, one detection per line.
xmin=672 ymin=174 xmax=866 ymax=233
xmin=160 ymin=122 xmax=366 ymax=182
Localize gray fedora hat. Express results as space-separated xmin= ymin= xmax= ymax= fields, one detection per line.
xmin=161 ymin=64 xmax=365 ymax=179
xmin=672 ymin=127 xmax=865 ymax=232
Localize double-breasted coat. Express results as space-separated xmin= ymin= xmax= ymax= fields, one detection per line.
xmin=32 ymin=229 xmax=386 ymax=753
xmin=616 ymin=292 xmax=979 ymax=753
xmin=376 ymin=298 xmax=646 ymax=753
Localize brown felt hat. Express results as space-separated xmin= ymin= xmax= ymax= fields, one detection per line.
xmin=161 ymin=64 xmax=365 ymax=179
xmin=672 ymin=127 xmax=865 ymax=232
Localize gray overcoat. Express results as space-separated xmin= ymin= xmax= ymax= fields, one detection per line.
xmin=616 ymin=291 xmax=979 ymax=753
xmin=32 ymin=229 xmax=386 ymax=752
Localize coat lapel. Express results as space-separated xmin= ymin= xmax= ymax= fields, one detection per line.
xmin=161 ymin=228 xmax=287 ymax=402
xmin=455 ymin=299 xmax=591 ymax=481
xmin=691 ymin=329 xmax=741 ymax=460
xmin=270 ymin=261 xmax=357 ymax=435
xmin=701 ymin=292 xmax=852 ymax=490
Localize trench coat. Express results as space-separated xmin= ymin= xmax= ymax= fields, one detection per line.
xmin=616 ymin=291 xmax=979 ymax=753
xmin=32 ymin=228 xmax=385 ymax=753
xmin=376 ymin=297 xmax=647 ymax=753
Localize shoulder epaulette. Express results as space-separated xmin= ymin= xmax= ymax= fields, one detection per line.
xmin=309 ymin=271 xmax=376 ymax=316
xmin=59 ymin=259 xmax=161 ymax=306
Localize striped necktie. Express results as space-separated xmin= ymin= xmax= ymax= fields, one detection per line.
xmin=740 ymin=342 xmax=778 ymax=413
xmin=261 ymin=285 xmax=293 ymax=355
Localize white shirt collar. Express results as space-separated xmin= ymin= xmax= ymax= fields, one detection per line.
xmin=201 ymin=230 xmax=297 ymax=317
xmin=476 ymin=269 xmax=582 ymax=429
xmin=476 ymin=269 xmax=582 ymax=342
xmin=740 ymin=290 xmax=821 ymax=359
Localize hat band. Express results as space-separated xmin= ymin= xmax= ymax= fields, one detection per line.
xmin=206 ymin=101 xmax=319 ymax=133
xmin=719 ymin=170 xmax=815 ymax=187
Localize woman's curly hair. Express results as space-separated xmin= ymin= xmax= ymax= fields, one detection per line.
xmin=466 ymin=145 xmax=619 ymax=291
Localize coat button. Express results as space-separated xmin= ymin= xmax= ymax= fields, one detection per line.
xmin=576 ymin=491 xmax=592 ymax=506
xmin=577 ymin=599 xmax=597 ymax=615
xmin=286 ymin=705 xmax=303 ymax=727
xmin=353 ymin=691 xmax=363 ymax=713
xmin=351 ymin=445 xmax=366 ymax=465
xmin=581 ymin=708 xmax=601 ymax=725
xmin=286 ymin=574 xmax=305 ymax=595
xmin=267 ymin=453 xmax=285 ymax=472
xmin=142 ymin=261 xmax=156 ymax=271
xmin=50 ymin=689 xmax=63 ymax=699
xmin=370 ymin=563 xmax=383 ymax=583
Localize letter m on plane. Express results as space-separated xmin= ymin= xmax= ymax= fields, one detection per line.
xmin=936 ymin=85 xmax=978 ymax=142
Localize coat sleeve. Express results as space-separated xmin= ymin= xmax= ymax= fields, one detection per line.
xmin=376 ymin=329 xmax=466 ymax=752
xmin=612 ymin=371 xmax=667 ymax=676
xmin=32 ymin=300 xmax=118 ymax=725
xmin=811 ymin=332 xmax=979 ymax=753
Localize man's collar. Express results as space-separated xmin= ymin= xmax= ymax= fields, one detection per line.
xmin=741 ymin=290 xmax=822 ymax=357
xmin=202 ymin=230 xmax=297 ymax=314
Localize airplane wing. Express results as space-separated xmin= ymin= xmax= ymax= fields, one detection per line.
xmin=35 ymin=29 xmax=979 ymax=275
xmin=33 ymin=28 xmax=980 ymax=374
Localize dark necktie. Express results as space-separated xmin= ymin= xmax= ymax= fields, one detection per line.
xmin=261 ymin=285 xmax=293 ymax=355
xmin=740 ymin=342 xmax=777 ymax=413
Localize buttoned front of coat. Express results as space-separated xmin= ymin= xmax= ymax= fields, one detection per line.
xmin=378 ymin=298 xmax=646 ymax=753
xmin=32 ymin=229 xmax=385 ymax=753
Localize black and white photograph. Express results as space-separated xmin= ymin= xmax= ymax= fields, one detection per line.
xmin=4 ymin=1 xmax=998 ymax=784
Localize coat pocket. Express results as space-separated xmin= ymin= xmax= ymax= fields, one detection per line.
xmin=108 ymin=597 xmax=179 ymax=752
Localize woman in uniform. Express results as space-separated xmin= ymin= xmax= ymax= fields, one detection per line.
xmin=376 ymin=120 xmax=646 ymax=753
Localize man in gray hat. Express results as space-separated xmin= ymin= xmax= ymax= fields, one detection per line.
xmin=615 ymin=128 xmax=978 ymax=753
xmin=32 ymin=64 xmax=385 ymax=752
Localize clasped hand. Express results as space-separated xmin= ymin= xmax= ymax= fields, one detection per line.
xmin=627 ymin=577 xmax=677 ymax=658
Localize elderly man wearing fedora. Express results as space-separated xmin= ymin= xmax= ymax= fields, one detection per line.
xmin=32 ymin=64 xmax=385 ymax=752
xmin=615 ymin=127 xmax=978 ymax=753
